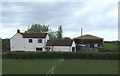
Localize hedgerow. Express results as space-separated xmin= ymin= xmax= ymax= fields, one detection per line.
xmin=2 ymin=51 xmax=119 ymax=60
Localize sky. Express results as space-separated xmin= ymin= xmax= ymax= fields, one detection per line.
xmin=0 ymin=0 xmax=119 ymax=41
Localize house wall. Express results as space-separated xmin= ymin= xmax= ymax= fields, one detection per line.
xmin=24 ymin=38 xmax=46 ymax=51
xmin=10 ymin=33 xmax=25 ymax=51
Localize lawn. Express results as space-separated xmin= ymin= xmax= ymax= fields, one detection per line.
xmin=2 ymin=59 xmax=118 ymax=74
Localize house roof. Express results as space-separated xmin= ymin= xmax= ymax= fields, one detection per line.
xmin=74 ymin=34 xmax=103 ymax=39
xmin=46 ymin=40 xmax=73 ymax=46
xmin=20 ymin=33 xmax=48 ymax=38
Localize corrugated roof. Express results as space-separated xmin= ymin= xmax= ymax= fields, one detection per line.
xmin=20 ymin=33 xmax=47 ymax=38
xmin=74 ymin=34 xmax=103 ymax=39
xmin=46 ymin=40 xmax=73 ymax=46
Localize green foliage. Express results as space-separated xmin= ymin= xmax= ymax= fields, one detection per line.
xmin=0 ymin=38 xmax=1 ymax=50
xmin=2 ymin=39 xmax=10 ymax=52
xmin=27 ymin=24 xmax=49 ymax=33
xmin=48 ymin=31 xmax=57 ymax=40
xmin=27 ymin=24 xmax=64 ymax=40
xmin=101 ymin=41 xmax=119 ymax=52
xmin=56 ymin=25 xmax=63 ymax=40
xmin=2 ymin=51 xmax=119 ymax=60
xmin=63 ymin=37 xmax=71 ymax=40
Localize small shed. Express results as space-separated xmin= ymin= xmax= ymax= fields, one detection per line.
xmin=46 ymin=40 xmax=76 ymax=52
xmin=74 ymin=34 xmax=104 ymax=52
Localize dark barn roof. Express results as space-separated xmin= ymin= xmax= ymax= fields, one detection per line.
xmin=46 ymin=40 xmax=73 ymax=46
xmin=20 ymin=33 xmax=47 ymax=38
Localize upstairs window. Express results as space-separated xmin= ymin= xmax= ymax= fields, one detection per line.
xmin=38 ymin=39 xmax=42 ymax=43
xmin=29 ymin=39 xmax=32 ymax=43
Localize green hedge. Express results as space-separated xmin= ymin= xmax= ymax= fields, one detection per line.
xmin=2 ymin=51 xmax=119 ymax=60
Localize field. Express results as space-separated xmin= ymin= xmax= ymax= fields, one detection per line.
xmin=103 ymin=42 xmax=118 ymax=51
xmin=2 ymin=59 xmax=118 ymax=74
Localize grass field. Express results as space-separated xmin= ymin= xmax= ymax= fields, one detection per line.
xmin=103 ymin=42 xmax=118 ymax=51
xmin=2 ymin=59 xmax=118 ymax=74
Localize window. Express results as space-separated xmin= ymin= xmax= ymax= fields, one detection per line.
xmin=36 ymin=48 xmax=42 ymax=51
xmin=38 ymin=39 xmax=42 ymax=43
xmin=29 ymin=39 xmax=32 ymax=43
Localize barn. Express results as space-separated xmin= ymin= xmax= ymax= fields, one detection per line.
xmin=73 ymin=34 xmax=104 ymax=52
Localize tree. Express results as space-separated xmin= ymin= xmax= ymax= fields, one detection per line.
xmin=2 ymin=39 xmax=10 ymax=52
xmin=27 ymin=24 xmax=49 ymax=33
xmin=48 ymin=31 xmax=57 ymax=40
xmin=57 ymin=25 xmax=63 ymax=40
xmin=63 ymin=37 xmax=71 ymax=40
xmin=27 ymin=24 xmax=64 ymax=40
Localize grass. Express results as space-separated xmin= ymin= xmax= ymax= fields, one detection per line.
xmin=54 ymin=59 xmax=118 ymax=74
xmin=2 ymin=59 xmax=118 ymax=74
xmin=2 ymin=59 xmax=58 ymax=74
xmin=103 ymin=42 xmax=118 ymax=51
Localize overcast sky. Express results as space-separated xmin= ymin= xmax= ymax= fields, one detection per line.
xmin=0 ymin=0 xmax=119 ymax=41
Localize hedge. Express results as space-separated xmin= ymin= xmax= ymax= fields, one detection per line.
xmin=2 ymin=51 xmax=120 ymax=60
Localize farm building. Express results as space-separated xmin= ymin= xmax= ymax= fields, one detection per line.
xmin=46 ymin=40 xmax=76 ymax=52
xmin=10 ymin=29 xmax=76 ymax=52
xmin=74 ymin=34 xmax=104 ymax=52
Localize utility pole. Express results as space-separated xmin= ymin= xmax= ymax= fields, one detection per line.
xmin=81 ymin=28 xmax=83 ymax=49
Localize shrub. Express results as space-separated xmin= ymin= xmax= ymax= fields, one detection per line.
xmin=2 ymin=51 xmax=119 ymax=60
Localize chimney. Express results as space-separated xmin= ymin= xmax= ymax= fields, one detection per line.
xmin=25 ymin=31 xmax=27 ymax=33
xmin=17 ymin=29 xmax=20 ymax=33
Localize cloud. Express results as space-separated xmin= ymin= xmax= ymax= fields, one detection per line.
xmin=1 ymin=0 xmax=118 ymax=41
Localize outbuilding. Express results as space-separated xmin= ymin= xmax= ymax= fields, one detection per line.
xmin=46 ymin=40 xmax=76 ymax=52
xmin=74 ymin=34 xmax=104 ymax=52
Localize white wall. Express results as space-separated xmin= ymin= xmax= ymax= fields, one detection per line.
xmin=45 ymin=34 xmax=49 ymax=44
xmin=10 ymin=33 xmax=25 ymax=51
xmin=48 ymin=46 xmax=71 ymax=52
xmin=24 ymin=38 xmax=46 ymax=51
xmin=71 ymin=40 xmax=76 ymax=51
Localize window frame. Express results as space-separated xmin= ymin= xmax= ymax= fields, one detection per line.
xmin=29 ymin=39 xmax=33 ymax=43
xmin=38 ymin=39 xmax=42 ymax=43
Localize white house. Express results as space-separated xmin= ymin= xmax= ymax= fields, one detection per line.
xmin=10 ymin=29 xmax=49 ymax=51
xmin=46 ymin=40 xmax=76 ymax=52
xmin=10 ymin=29 xmax=76 ymax=52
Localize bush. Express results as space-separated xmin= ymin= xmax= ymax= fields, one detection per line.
xmin=2 ymin=51 xmax=119 ymax=60
xmin=2 ymin=39 xmax=10 ymax=52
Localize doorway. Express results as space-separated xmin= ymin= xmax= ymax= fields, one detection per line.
xmin=36 ymin=48 xmax=42 ymax=51
xmin=72 ymin=47 xmax=75 ymax=52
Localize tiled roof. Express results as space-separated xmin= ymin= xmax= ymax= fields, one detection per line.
xmin=20 ymin=33 xmax=47 ymax=38
xmin=74 ymin=34 xmax=103 ymax=39
xmin=46 ymin=40 xmax=73 ymax=46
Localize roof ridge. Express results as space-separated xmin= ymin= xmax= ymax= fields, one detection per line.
xmin=74 ymin=34 xmax=103 ymax=39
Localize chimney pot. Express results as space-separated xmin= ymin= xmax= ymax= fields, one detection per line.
xmin=17 ymin=29 xmax=20 ymax=33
